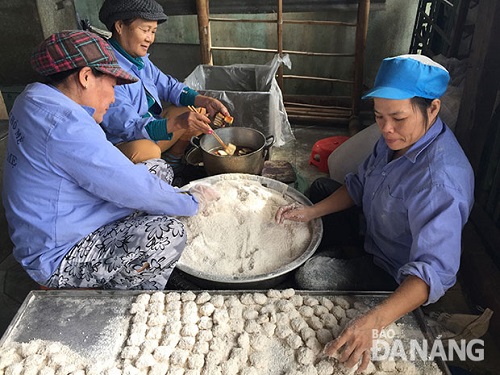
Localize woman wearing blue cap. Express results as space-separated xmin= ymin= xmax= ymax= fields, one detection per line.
xmin=98 ymin=0 xmax=230 ymax=173
xmin=3 ymin=30 xmax=219 ymax=291
xmin=276 ymin=54 xmax=474 ymax=370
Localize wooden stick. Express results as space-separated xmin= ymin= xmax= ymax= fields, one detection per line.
xmin=188 ymin=106 xmax=235 ymax=155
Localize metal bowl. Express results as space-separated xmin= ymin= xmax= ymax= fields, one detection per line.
xmin=177 ymin=173 xmax=323 ymax=289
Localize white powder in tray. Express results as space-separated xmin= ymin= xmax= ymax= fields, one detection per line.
xmin=0 ymin=291 xmax=444 ymax=375
xmin=179 ymin=179 xmax=313 ymax=277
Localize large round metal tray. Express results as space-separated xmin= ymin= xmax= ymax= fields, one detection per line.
xmin=177 ymin=173 xmax=323 ymax=289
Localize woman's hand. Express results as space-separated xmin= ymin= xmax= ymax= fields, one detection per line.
xmin=194 ymin=95 xmax=230 ymax=118
xmin=275 ymin=203 xmax=315 ymax=224
xmin=169 ymin=110 xmax=213 ymax=137
xmin=323 ymin=276 xmax=430 ymax=372
xmin=189 ymin=183 xmax=220 ymax=211
xmin=323 ymin=310 xmax=382 ymax=372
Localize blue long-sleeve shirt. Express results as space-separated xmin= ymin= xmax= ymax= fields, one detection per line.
xmin=345 ymin=118 xmax=474 ymax=304
xmin=100 ymin=44 xmax=193 ymax=145
xmin=2 ymin=83 xmax=199 ymax=284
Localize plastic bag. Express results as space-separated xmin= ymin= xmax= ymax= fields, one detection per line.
xmin=184 ymin=54 xmax=294 ymax=146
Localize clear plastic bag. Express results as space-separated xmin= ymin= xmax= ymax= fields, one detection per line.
xmin=184 ymin=54 xmax=294 ymax=146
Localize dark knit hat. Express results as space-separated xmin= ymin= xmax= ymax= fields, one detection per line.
xmin=99 ymin=0 xmax=168 ymax=31
xmin=31 ymin=30 xmax=138 ymax=85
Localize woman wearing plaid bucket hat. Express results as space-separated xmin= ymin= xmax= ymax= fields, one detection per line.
xmin=2 ymin=30 xmax=219 ymax=290
xmin=275 ymin=54 xmax=475 ymax=371
xmin=98 ymin=0 xmax=230 ymax=173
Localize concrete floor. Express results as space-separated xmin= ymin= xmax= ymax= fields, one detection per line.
xmin=1 ymin=121 xmax=499 ymax=374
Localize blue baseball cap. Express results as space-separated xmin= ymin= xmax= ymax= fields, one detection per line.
xmin=362 ymin=54 xmax=450 ymax=100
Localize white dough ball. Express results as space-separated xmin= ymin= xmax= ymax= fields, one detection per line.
xmin=286 ymin=333 xmax=303 ymax=350
xmin=210 ymin=295 xmax=225 ymax=308
xmin=187 ymin=353 xmax=205 ymax=369
xmin=316 ymin=329 xmax=334 ymax=345
xmin=153 ymin=346 xmax=172 ymax=362
xmin=296 ymin=347 xmax=315 ymax=365
xmin=332 ymin=296 xmax=350 ymax=310
xmin=253 ymin=293 xmax=268 ymax=305
xmin=121 ymin=346 xmax=140 ymax=360
xmin=315 ymin=360 xmax=334 ymax=375
xmin=200 ymin=302 xmax=216 ymax=317
xmin=165 ymin=292 xmax=181 ymax=302
xmin=181 ymin=291 xmax=197 ymax=301
xmin=303 ymin=297 xmax=319 ymax=307
xmin=135 ymin=352 xmax=156 ymax=369
xmin=196 ymin=292 xmax=212 ymax=304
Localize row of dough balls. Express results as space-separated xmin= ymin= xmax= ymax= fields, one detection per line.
xmin=0 ymin=339 xmax=430 ymax=375
xmin=119 ymin=289 xmax=428 ymax=375
xmin=0 ymin=339 xmax=102 ymax=375
xmin=0 ymin=289 xmax=439 ymax=375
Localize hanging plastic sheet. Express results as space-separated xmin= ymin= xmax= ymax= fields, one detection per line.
xmin=184 ymin=54 xmax=294 ymax=146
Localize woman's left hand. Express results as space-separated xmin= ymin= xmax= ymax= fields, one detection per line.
xmin=194 ymin=95 xmax=230 ymax=118
xmin=323 ymin=311 xmax=380 ymax=372
xmin=323 ymin=276 xmax=429 ymax=373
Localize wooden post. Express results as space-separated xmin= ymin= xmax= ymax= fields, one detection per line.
xmin=196 ymin=0 xmax=213 ymax=65
xmin=352 ymin=0 xmax=370 ymax=118
xmin=0 ymin=91 xmax=8 ymax=120
xmin=277 ymin=0 xmax=284 ymax=90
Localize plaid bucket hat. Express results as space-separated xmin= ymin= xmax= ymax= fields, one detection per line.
xmin=362 ymin=54 xmax=450 ymax=100
xmin=31 ymin=30 xmax=138 ymax=85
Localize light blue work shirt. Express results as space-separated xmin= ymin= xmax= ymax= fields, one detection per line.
xmin=101 ymin=45 xmax=188 ymax=144
xmin=2 ymin=83 xmax=199 ymax=284
xmin=345 ymin=118 xmax=474 ymax=304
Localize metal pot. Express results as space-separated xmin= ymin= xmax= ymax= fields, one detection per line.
xmin=190 ymin=127 xmax=275 ymax=176
xmin=177 ymin=174 xmax=323 ymax=289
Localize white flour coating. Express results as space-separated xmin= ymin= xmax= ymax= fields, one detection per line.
xmin=179 ymin=180 xmax=312 ymax=276
xmin=0 ymin=291 xmax=444 ymax=375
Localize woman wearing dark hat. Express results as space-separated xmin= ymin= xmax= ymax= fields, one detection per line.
xmin=98 ymin=0 xmax=230 ymax=171
xmin=2 ymin=30 xmax=218 ymax=290
xmin=275 ymin=55 xmax=474 ymax=371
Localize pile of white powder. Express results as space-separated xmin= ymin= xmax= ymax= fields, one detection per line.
xmin=0 ymin=290 xmax=443 ymax=375
xmin=179 ymin=179 xmax=313 ymax=277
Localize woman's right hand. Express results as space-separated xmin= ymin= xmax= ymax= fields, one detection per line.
xmin=189 ymin=183 xmax=220 ymax=212
xmin=275 ymin=203 xmax=314 ymax=224
xmin=169 ymin=110 xmax=213 ymax=136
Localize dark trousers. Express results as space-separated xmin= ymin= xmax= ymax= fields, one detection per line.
xmin=296 ymin=177 xmax=398 ymax=291
xmin=308 ymin=177 xmax=363 ymax=250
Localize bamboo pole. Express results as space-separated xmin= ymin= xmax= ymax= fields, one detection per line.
xmin=286 ymin=114 xmax=350 ymax=124
xmin=283 ymin=75 xmax=353 ymax=85
xmin=283 ymin=20 xmax=357 ymax=27
xmin=277 ymin=0 xmax=284 ymax=89
xmin=211 ymin=46 xmax=351 ymax=58
xmin=210 ymin=46 xmax=277 ymax=53
xmin=209 ymin=17 xmax=276 ymax=24
xmin=196 ymin=0 xmax=212 ymax=65
xmin=284 ymin=101 xmax=350 ymax=111
xmin=208 ymin=18 xmax=356 ymax=27
xmin=286 ymin=106 xmax=351 ymax=115
xmin=285 ymin=106 xmax=352 ymax=115
xmin=282 ymin=51 xmax=353 ymax=57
